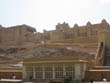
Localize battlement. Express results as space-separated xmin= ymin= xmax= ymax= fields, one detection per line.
xmin=0 ymin=19 xmax=110 ymax=45
xmin=38 ymin=19 xmax=110 ymax=42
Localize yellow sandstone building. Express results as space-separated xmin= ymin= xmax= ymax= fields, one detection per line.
xmin=23 ymin=56 xmax=92 ymax=82
xmin=0 ymin=19 xmax=110 ymax=44
xmin=22 ymin=19 xmax=110 ymax=82
xmin=1 ymin=19 xmax=110 ymax=82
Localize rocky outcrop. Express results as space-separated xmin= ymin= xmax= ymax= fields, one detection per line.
xmin=7 ymin=46 xmax=95 ymax=59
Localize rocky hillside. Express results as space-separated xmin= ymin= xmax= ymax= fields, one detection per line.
xmin=0 ymin=43 xmax=98 ymax=60
xmin=7 ymin=47 xmax=95 ymax=59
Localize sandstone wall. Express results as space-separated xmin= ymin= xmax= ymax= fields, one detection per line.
xmin=51 ymin=37 xmax=98 ymax=43
xmin=0 ymin=19 xmax=110 ymax=45
xmin=0 ymin=24 xmax=36 ymax=45
xmin=42 ymin=19 xmax=110 ymax=42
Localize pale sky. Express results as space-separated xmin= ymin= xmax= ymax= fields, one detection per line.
xmin=0 ymin=0 xmax=110 ymax=32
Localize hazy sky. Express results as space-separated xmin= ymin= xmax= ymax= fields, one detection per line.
xmin=0 ymin=0 xmax=110 ymax=32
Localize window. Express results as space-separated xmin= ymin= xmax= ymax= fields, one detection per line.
xmin=35 ymin=65 xmax=43 ymax=79
xmin=36 ymin=72 xmax=43 ymax=79
xmin=26 ymin=67 xmax=33 ymax=80
xmin=65 ymin=64 xmax=75 ymax=80
xmin=27 ymin=72 xmax=33 ymax=80
xmin=45 ymin=64 xmax=53 ymax=79
xmin=55 ymin=64 xmax=63 ymax=79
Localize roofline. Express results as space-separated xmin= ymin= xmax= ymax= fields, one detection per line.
xmin=94 ymin=66 xmax=110 ymax=68
xmin=0 ymin=70 xmax=22 ymax=72
xmin=89 ymin=70 xmax=110 ymax=71
xmin=23 ymin=60 xmax=88 ymax=64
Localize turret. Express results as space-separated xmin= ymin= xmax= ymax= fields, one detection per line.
xmin=74 ymin=23 xmax=78 ymax=28
xmin=101 ymin=19 xmax=108 ymax=24
xmin=86 ymin=21 xmax=91 ymax=27
xmin=73 ymin=23 xmax=79 ymax=37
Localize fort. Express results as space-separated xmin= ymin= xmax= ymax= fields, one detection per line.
xmin=0 ymin=24 xmax=36 ymax=45
xmin=1 ymin=19 xmax=110 ymax=82
xmin=0 ymin=19 xmax=110 ymax=45
xmin=35 ymin=19 xmax=110 ymax=43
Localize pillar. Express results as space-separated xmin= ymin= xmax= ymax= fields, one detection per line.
xmin=52 ymin=64 xmax=55 ymax=79
xmin=23 ymin=65 xmax=27 ymax=79
xmin=43 ymin=65 xmax=45 ymax=79
xmin=63 ymin=64 xmax=66 ymax=76
xmin=74 ymin=64 xmax=81 ymax=80
xmin=33 ymin=66 xmax=36 ymax=79
xmin=82 ymin=63 xmax=86 ymax=78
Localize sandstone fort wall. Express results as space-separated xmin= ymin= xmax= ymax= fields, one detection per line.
xmin=0 ymin=19 xmax=110 ymax=45
xmin=51 ymin=37 xmax=98 ymax=43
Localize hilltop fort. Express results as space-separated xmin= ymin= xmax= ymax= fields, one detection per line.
xmin=1 ymin=19 xmax=110 ymax=82
xmin=0 ymin=19 xmax=109 ymax=45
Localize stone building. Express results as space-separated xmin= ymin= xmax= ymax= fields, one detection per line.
xmin=35 ymin=19 xmax=110 ymax=42
xmin=22 ymin=30 xmax=110 ymax=82
xmin=23 ymin=56 xmax=92 ymax=82
xmin=18 ymin=19 xmax=110 ymax=82
xmin=2 ymin=19 xmax=110 ymax=82
xmin=0 ymin=19 xmax=110 ymax=44
xmin=22 ymin=19 xmax=110 ymax=82
xmin=0 ymin=24 xmax=36 ymax=45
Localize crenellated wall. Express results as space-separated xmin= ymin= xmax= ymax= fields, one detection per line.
xmin=39 ymin=19 xmax=110 ymax=42
xmin=0 ymin=19 xmax=110 ymax=45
